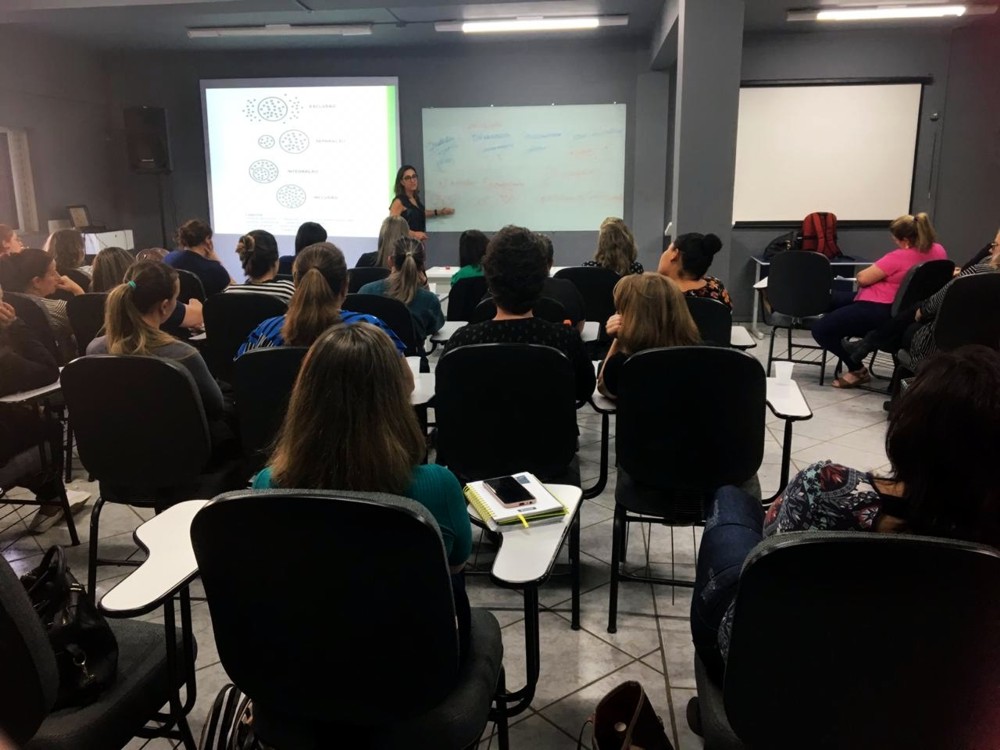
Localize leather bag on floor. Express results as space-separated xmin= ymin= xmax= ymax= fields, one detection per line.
xmin=577 ymin=680 xmax=674 ymax=750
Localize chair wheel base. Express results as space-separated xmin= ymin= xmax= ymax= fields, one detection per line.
xmin=686 ymin=696 xmax=703 ymax=737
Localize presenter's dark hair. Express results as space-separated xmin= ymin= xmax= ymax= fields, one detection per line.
xmin=236 ymin=230 xmax=279 ymax=281
xmin=392 ymin=164 xmax=420 ymax=201
xmin=284 ymin=242 xmax=347 ymax=347
xmin=177 ymin=219 xmax=213 ymax=249
xmin=459 ymin=230 xmax=489 ymax=268
xmin=483 ymin=225 xmax=546 ymax=315
xmin=674 ymin=233 xmax=723 ymax=279
xmin=295 ymin=222 xmax=327 ymax=254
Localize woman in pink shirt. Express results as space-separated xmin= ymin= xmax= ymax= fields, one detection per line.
xmin=812 ymin=213 xmax=946 ymax=388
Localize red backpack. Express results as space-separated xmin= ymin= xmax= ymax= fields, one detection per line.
xmin=800 ymin=212 xmax=842 ymax=259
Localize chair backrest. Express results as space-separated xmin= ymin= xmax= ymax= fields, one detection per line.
xmin=725 ymin=532 xmax=1000 ymax=749
xmin=470 ymin=296 xmax=568 ymax=325
xmin=66 ymin=293 xmax=108 ymax=353
xmin=616 ymin=347 xmax=765 ymax=503
xmin=191 ymin=490 xmax=460 ymax=734
xmin=343 ymin=293 xmax=420 ymax=355
xmin=232 ymin=347 xmax=308 ymax=465
xmin=767 ymin=251 xmax=832 ymax=318
xmin=347 ymin=266 xmax=390 ymax=293
xmin=933 ymin=273 xmax=1000 ymax=352
xmin=685 ymin=297 xmax=732 ymax=347
xmin=202 ymin=292 xmax=289 ymax=382
xmin=0 ymin=554 xmax=59 ymax=745
xmin=176 ymin=268 xmax=206 ymax=303
xmin=446 ymin=276 xmax=489 ymax=322
xmin=891 ymin=258 xmax=955 ymax=317
xmin=4 ymin=292 xmax=60 ymax=361
xmin=277 ymin=255 xmax=294 ymax=275
xmin=435 ymin=343 xmax=578 ymax=481
xmin=61 ymin=355 xmax=212 ymax=493
xmin=553 ymin=266 xmax=620 ymax=330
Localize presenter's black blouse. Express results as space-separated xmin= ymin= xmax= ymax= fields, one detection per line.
xmin=396 ymin=194 xmax=426 ymax=233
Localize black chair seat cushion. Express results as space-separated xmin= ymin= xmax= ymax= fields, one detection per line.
xmin=27 ymin=619 xmax=191 ymax=750
xmin=253 ymin=608 xmax=503 ymax=750
xmin=615 ymin=467 xmax=708 ymax=524
xmin=100 ymin=455 xmax=246 ymax=511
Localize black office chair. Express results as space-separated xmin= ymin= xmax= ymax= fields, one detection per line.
xmin=609 ymin=347 xmax=765 ymax=632
xmin=66 ymin=293 xmax=108 ymax=353
xmin=60 ymin=355 xmax=245 ymax=600
xmin=175 ymin=269 xmax=206 ymax=304
xmin=191 ymin=490 xmax=509 ymax=749
xmin=347 ymin=266 xmax=390 ymax=293
xmin=690 ymin=532 xmax=1000 ymax=750
xmin=277 ymin=255 xmax=295 ymax=275
xmin=764 ymin=251 xmax=832 ymax=383
xmin=201 ymin=292 xmax=288 ymax=383
xmin=686 ymin=297 xmax=732 ymax=347
xmin=0 ymin=553 xmax=197 ymax=749
xmin=5 ymin=291 xmax=62 ymax=362
xmin=929 ymin=273 xmax=1000 ymax=352
xmin=231 ymin=347 xmax=308 ymax=471
xmin=344 ymin=293 xmax=423 ymax=357
xmin=446 ymin=276 xmax=489 ymax=322
xmin=553 ymin=266 xmax=619 ymax=331
xmin=470 ymin=296 xmax=568 ymax=325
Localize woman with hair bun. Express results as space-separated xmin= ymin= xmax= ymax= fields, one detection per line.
xmin=224 ymin=229 xmax=295 ymax=304
xmin=165 ymin=218 xmax=232 ymax=296
xmin=657 ymin=232 xmax=731 ymax=309
xmin=358 ymin=236 xmax=444 ymax=341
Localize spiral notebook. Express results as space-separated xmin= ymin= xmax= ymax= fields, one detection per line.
xmin=464 ymin=472 xmax=568 ymax=531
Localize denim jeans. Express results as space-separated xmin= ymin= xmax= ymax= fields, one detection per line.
xmin=690 ymin=486 xmax=764 ymax=684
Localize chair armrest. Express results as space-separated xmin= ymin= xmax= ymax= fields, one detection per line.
xmin=99 ymin=499 xmax=208 ymax=618
xmin=765 ymin=378 xmax=812 ymax=422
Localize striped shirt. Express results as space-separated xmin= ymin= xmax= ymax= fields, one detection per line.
xmin=236 ymin=309 xmax=406 ymax=357
xmin=223 ymin=279 xmax=296 ymax=304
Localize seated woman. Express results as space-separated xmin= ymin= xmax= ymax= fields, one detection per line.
xmin=125 ymin=247 xmax=204 ymax=333
xmin=355 ymin=215 xmax=408 ymax=269
xmin=598 ymin=274 xmax=701 ymax=398
xmin=135 ymin=247 xmax=168 ymax=263
xmin=165 ymin=219 xmax=232 ymax=297
xmin=225 ymin=230 xmax=295 ymax=303
xmin=451 ymin=229 xmax=489 ymax=283
xmin=691 ymin=345 xmax=1000 ymax=684
xmin=46 ymin=228 xmax=91 ymax=292
xmin=252 ymin=322 xmax=473 ymax=646
xmin=812 ymin=213 xmax=947 ymax=388
xmin=90 ymin=246 xmax=135 ymax=293
xmin=583 ymin=217 xmax=643 ymax=276
xmin=0 ymin=224 xmax=24 ymax=256
xmin=358 ymin=237 xmax=444 ymax=341
xmin=87 ymin=260 xmax=225 ymax=420
xmin=0 ymin=247 xmax=84 ymax=362
xmin=657 ymin=232 xmax=731 ymax=309
xmin=238 ymin=242 xmax=405 ymax=356
xmin=279 ymin=221 xmax=327 ymax=273
xmin=444 ymin=225 xmax=596 ymax=403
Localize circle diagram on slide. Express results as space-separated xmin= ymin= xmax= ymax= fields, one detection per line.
xmin=258 ymin=97 xmax=288 ymax=122
xmin=279 ymin=130 xmax=310 ymax=154
xmin=258 ymin=135 xmax=276 ymax=149
xmin=276 ymin=184 xmax=307 ymax=209
xmin=248 ymin=159 xmax=279 ymax=184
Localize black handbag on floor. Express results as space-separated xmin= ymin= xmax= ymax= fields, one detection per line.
xmin=578 ymin=681 xmax=674 ymax=750
xmin=21 ymin=545 xmax=119 ymax=708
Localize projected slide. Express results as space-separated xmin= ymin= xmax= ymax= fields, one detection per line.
xmin=200 ymin=78 xmax=399 ymax=270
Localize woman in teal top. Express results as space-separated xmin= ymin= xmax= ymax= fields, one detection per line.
xmin=450 ymin=229 xmax=489 ymax=283
xmin=251 ymin=321 xmax=472 ymax=643
xmin=358 ymin=237 xmax=444 ymax=341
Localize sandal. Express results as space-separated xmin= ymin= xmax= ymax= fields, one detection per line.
xmin=832 ymin=368 xmax=871 ymax=389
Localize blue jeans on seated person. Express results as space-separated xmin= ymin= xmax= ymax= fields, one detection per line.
xmin=690 ymin=486 xmax=764 ymax=684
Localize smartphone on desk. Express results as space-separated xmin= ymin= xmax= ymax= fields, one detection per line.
xmin=484 ymin=475 xmax=535 ymax=508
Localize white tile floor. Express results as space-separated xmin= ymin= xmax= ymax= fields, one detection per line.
xmin=0 ymin=330 xmax=893 ymax=749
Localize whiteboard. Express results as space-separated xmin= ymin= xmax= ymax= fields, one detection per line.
xmin=421 ymin=104 xmax=626 ymax=232
xmin=733 ymin=84 xmax=922 ymax=223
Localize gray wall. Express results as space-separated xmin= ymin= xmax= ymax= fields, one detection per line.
xmin=0 ymin=30 xmax=115 ymax=246
xmin=103 ymin=39 xmax=667 ymax=268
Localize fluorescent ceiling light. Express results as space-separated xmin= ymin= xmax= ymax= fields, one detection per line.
xmin=187 ymin=23 xmax=373 ymax=38
xmin=788 ymin=4 xmax=971 ymax=21
xmin=435 ymin=16 xmax=628 ymax=33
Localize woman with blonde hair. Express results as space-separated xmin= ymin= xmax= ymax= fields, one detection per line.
xmin=238 ymin=242 xmax=405 ymax=355
xmin=358 ymin=236 xmax=444 ymax=341
xmin=253 ymin=322 xmax=473 ymax=645
xmin=90 ymin=246 xmax=135 ymax=293
xmin=598 ymin=273 xmax=701 ymax=397
xmin=813 ymin=212 xmax=947 ymax=388
xmin=585 ymin=217 xmax=643 ymax=276
xmin=355 ymin=215 xmax=410 ymax=268
xmin=86 ymin=260 xmax=224 ymax=418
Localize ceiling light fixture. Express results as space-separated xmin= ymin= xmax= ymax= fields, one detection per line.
xmin=186 ymin=23 xmax=373 ymax=38
xmin=434 ymin=16 xmax=628 ymax=34
xmin=787 ymin=4 xmax=974 ymax=21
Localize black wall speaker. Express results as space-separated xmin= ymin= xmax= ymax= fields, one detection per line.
xmin=123 ymin=106 xmax=172 ymax=175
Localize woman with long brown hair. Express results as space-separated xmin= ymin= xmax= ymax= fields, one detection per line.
xmin=388 ymin=164 xmax=454 ymax=241
xmin=598 ymin=273 xmax=701 ymax=398
xmin=45 ymin=229 xmax=90 ymax=290
xmin=89 ymin=246 xmax=135 ymax=293
xmin=253 ymin=322 xmax=472 ymax=643
xmin=585 ymin=217 xmax=643 ymax=276
xmin=358 ymin=236 xmax=444 ymax=341
xmin=355 ymin=215 xmax=409 ymax=268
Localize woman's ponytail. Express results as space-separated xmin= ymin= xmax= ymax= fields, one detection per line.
xmin=387 ymin=237 xmax=425 ymax=305
xmin=284 ymin=243 xmax=348 ymax=346
xmin=914 ymin=212 xmax=938 ymax=252
xmin=104 ymin=261 xmax=177 ymax=355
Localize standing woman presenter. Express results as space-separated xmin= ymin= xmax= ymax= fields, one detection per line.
xmin=389 ymin=165 xmax=454 ymax=241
